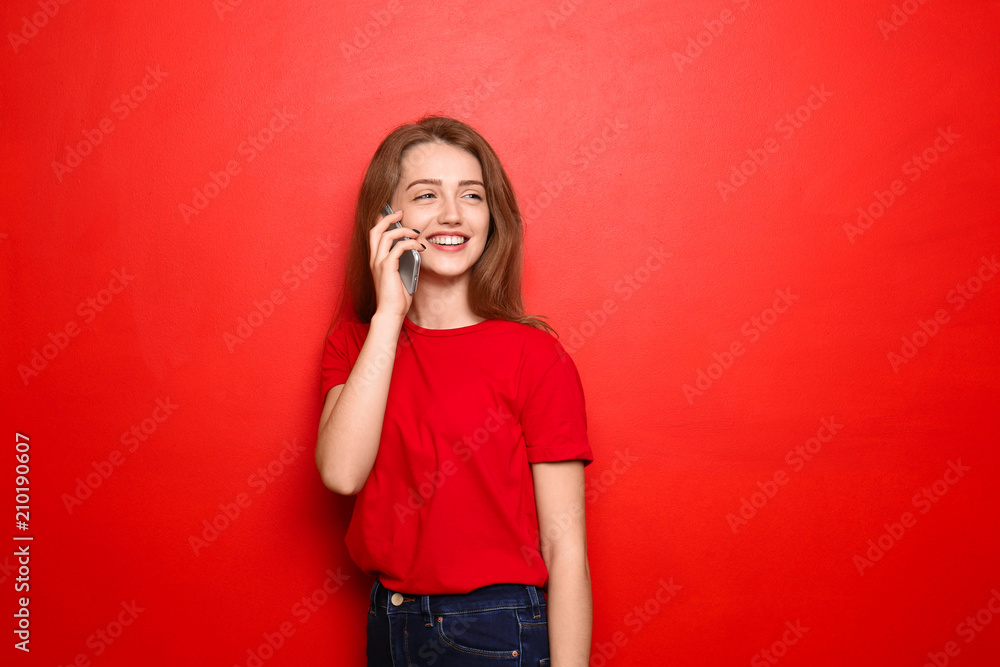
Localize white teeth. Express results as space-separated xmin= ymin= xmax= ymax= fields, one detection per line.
xmin=429 ymin=236 xmax=467 ymax=246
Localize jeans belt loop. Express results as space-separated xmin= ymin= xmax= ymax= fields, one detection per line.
xmin=526 ymin=584 xmax=541 ymax=618
xmin=422 ymin=594 xmax=433 ymax=626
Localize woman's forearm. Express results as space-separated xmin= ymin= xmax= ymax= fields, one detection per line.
xmin=546 ymin=554 xmax=593 ymax=666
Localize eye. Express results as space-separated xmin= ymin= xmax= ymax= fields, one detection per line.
xmin=414 ymin=192 xmax=482 ymax=201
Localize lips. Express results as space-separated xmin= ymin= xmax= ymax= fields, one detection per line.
xmin=426 ymin=234 xmax=469 ymax=250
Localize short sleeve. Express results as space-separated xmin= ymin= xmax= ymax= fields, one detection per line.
xmin=519 ymin=343 xmax=594 ymax=467
xmin=320 ymin=321 xmax=356 ymax=400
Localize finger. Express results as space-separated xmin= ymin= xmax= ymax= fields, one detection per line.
xmin=368 ymin=211 xmax=404 ymax=253
xmin=378 ymin=239 xmax=425 ymax=275
xmin=369 ymin=212 xmax=411 ymax=264
xmin=385 ymin=237 xmax=426 ymax=259
xmin=375 ymin=225 xmax=421 ymax=261
xmin=371 ymin=208 xmax=403 ymax=233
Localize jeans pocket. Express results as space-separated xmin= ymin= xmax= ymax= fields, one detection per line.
xmin=517 ymin=607 xmax=549 ymax=663
xmin=435 ymin=609 xmax=521 ymax=658
xmin=367 ymin=603 xmax=391 ymax=666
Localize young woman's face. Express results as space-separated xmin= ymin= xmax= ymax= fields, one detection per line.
xmin=390 ymin=142 xmax=490 ymax=281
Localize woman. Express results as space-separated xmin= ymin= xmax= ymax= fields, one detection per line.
xmin=316 ymin=115 xmax=594 ymax=666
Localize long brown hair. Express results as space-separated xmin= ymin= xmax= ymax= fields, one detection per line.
xmin=328 ymin=115 xmax=555 ymax=337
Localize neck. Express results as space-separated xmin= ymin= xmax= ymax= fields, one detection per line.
xmin=406 ymin=273 xmax=483 ymax=329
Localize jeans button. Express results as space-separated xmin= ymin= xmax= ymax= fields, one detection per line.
xmin=390 ymin=593 xmax=404 ymax=606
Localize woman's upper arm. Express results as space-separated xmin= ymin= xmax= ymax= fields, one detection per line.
xmin=531 ymin=460 xmax=588 ymax=562
xmin=319 ymin=383 xmax=346 ymax=432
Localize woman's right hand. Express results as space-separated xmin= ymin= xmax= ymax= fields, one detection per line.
xmin=369 ymin=208 xmax=425 ymax=321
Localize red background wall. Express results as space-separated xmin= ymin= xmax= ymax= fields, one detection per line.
xmin=3 ymin=1 xmax=999 ymax=665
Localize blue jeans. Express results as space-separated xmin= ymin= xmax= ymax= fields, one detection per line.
xmin=367 ymin=577 xmax=550 ymax=666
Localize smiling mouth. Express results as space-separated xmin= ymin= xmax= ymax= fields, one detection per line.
xmin=427 ymin=236 xmax=469 ymax=247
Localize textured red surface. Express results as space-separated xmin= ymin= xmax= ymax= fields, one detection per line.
xmin=2 ymin=1 xmax=999 ymax=665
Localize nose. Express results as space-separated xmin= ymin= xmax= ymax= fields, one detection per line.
xmin=438 ymin=195 xmax=461 ymax=224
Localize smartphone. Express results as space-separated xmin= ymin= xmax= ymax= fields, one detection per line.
xmin=382 ymin=203 xmax=420 ymax=295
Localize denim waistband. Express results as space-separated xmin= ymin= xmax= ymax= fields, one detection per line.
xmin=371 ymin=577 xmax=544 ymax=627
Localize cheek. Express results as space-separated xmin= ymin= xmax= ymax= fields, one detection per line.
xmin=476 ymin=236 xmax=491 ymax=256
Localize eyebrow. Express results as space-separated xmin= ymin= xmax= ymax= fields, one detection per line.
xmin=405 ymin=178 xmax=485 ymax=191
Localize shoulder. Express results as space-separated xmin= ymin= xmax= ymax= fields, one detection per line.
xmin=328 ymin=319 xmax=370 ymax=340
xmin=491 ymin=319 xmax=563 ymax=351
xmin=324 ymin=319 xmax=371 ymax=355
xmin=491 ymin=320 xmax=575 ymax=383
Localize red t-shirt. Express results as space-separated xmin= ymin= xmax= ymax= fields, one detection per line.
xmin=320 ymin=315 xmax=594 ymax=594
